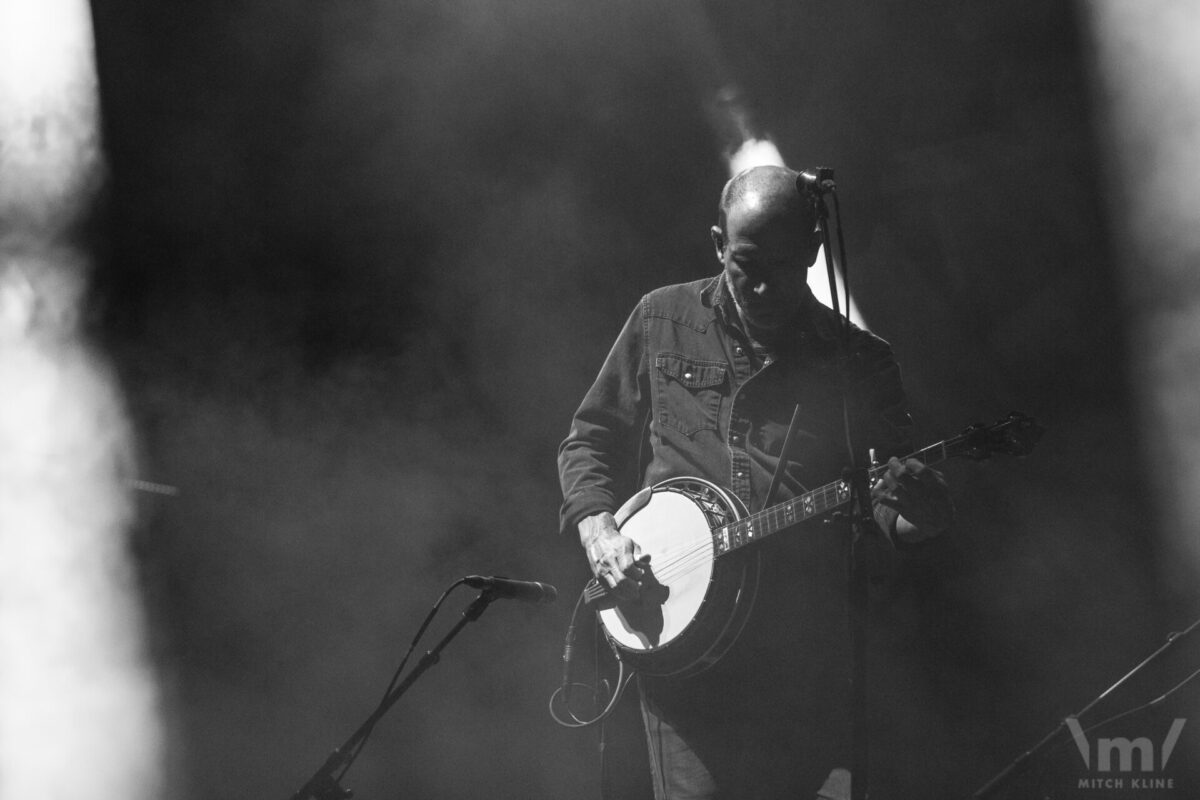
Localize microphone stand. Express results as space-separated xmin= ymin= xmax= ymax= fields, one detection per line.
xmin=288 ymin=590 xmax=498 ymax=800
xmin=805 ymin=169 xmax=875 ymax=800
xmin=970 ymin=616 xmax=1200 ymax=799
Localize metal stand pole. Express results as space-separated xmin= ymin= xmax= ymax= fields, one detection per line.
xmin=804 ymin=168 xmax=874 ymax=800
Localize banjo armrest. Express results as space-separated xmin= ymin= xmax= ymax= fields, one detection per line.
xmin=614 ymin=486 xmax=653 ymax=527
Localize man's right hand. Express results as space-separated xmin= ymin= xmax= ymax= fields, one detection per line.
xmin=578 ymin=511 xmax=646 ymax=598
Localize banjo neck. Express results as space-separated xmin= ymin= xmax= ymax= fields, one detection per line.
xmin=711 ymin=412 xmax=1041 ymax=556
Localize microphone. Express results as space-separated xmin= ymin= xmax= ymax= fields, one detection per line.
xmin=464 ymin=575 xmax=558 ymax=604
xmin=797 ymin=167 xmax=835 ymax=197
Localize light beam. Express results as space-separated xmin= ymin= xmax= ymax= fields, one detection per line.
xmin=1086 ymin=2 xmax=1200 ymax=604
xmin=0 ymin=0 xmax=164 ymax=797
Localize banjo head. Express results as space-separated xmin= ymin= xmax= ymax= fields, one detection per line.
xmin=598 ymin=483 xmax=724 ymax=654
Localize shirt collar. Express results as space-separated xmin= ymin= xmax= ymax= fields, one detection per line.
xmin=700 ymin=273 xmax=734 ymax=324
xmin=701 ymin=271 xmax=840 ymax=343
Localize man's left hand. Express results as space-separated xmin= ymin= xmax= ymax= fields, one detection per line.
xmin=872 ymin=457 xmax=954 ymax=543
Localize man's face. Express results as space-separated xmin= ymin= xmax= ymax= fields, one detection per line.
xmin=713 ymin=198 xmax=817 ymax=332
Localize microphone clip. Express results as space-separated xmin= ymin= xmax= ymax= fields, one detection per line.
xmin=797 ymin=167 xmax=836 ymax=198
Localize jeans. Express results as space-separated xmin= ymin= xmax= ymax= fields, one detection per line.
xmin=640 ymin=683 xmax=851 ymax=800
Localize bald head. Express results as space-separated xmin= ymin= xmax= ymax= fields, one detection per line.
xmin=710 ymin=165 xmax=822 ymax=334
xmin=716 ymin=165 xmax=815 ymax=233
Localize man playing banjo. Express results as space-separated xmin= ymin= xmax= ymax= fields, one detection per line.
xmin=558 ymin=165 xmax=954 ymax=799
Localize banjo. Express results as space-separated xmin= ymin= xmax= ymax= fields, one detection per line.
xmin=585 ymin=412 xmax=1043 ymax=678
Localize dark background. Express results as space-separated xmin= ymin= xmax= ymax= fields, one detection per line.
xmin=85 ymin=1 xmax=1197 ymax=797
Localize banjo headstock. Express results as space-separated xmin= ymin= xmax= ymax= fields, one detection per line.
xmin=951 ymin=412 xmax=1044 ymax=461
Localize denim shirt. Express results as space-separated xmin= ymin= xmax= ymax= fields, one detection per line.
xmin=558 ymin=274 xmax=913 ymax=537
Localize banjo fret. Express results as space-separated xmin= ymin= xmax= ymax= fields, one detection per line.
xmin=710 ymin=478 xmax=857 ymax=556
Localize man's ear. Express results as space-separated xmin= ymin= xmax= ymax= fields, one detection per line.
xmin=710 ymin=225 xmax=725 ymax=263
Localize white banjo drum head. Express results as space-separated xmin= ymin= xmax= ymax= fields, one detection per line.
xmin=599 ymin=488 xmax=715 ymax=652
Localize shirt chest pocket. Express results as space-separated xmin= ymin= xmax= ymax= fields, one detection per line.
xmin=654 ymin=353 xmax=727 ymax=437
